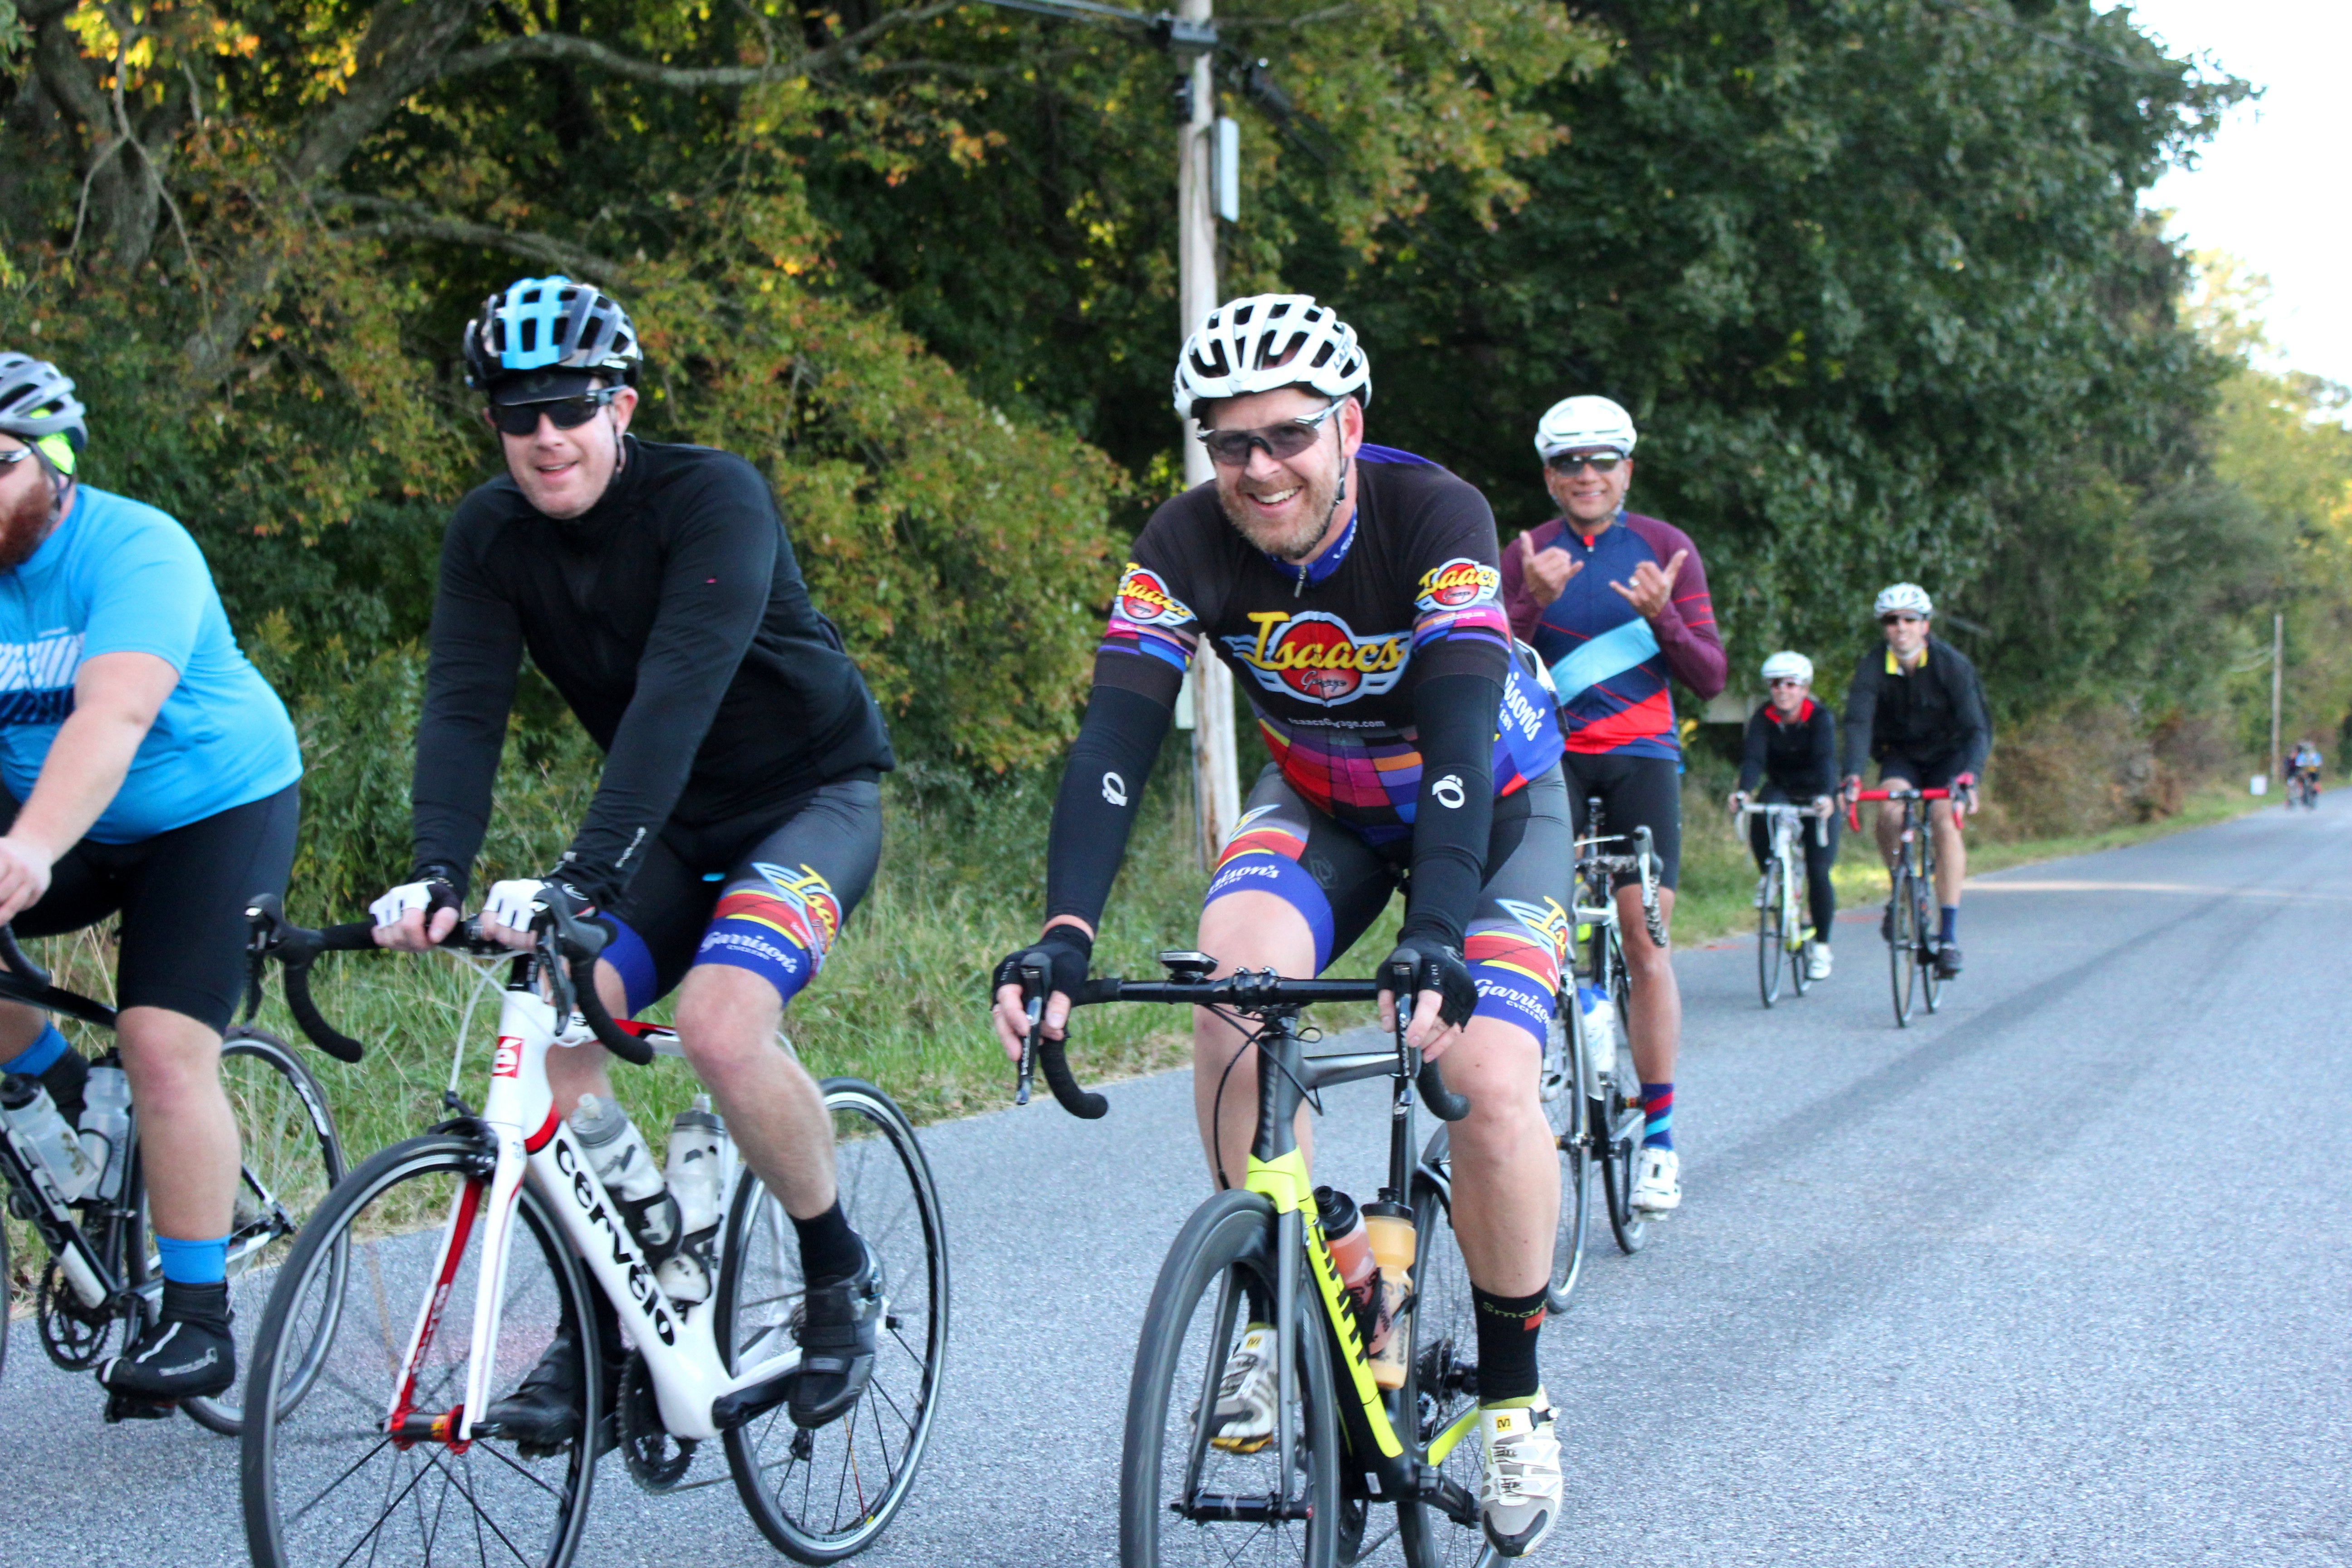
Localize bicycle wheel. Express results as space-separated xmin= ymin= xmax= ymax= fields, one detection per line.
xmin=1396 ymin=1168 xmax=1485 ymax=1568
xmin=1598 ymin=936 xmax=1648 ymax=1255
xmin=1888 ymin=866 xmax=1917 ymax=1027
xmin=241 ymin=1133 xmax=598 ymax=1568
xmin=719 ymin=1079 xmax=949 ymax=1563
xmin=1122 ymin=1188 xmax=1341 ymax=1568
xmin=1756 ymin=859 xmax=1784 ymax=1007
xmin=178 ymin=1026 xmax=346 ymax=1436
xmin=1537 ymin=1010 xmax=1590 ymax=1314
xmin=1915 ymin=849 xmax=1942 ymax=1014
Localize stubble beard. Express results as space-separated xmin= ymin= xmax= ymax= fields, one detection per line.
xmin=1218 ymin=461 xmax=1341 ymax=563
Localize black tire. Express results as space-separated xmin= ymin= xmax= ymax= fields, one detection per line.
xmin=178 ymin=1026 xmax=346 ymax=1436
xmin=719 ymin=1078 xmax=949 ymax=1563
xmin=1121 ymin=1188 xmax=1341 ymax=1568
xmin=1756 ymin=859 xmax=1783 ymax=1008
xmin=1599 ymin=936 xmax=1648 ymax=1255
xmin=1539 ymin=1009 xmax=1590 ymax=1314
xmin=240 ymin=1133 xmax=598 ymax=1568
xmin=1396 ymin=1171 xmax=1484 ymax=1568
xmin=1916 ymin=860 xmax=1943 ymax=1014
xmin=1889 ymin=866 xmax=1918 ymax=1027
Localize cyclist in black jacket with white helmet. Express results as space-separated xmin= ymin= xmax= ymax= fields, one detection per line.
xmin=1730 ymin=651 xmax=1839 ymax=980
xmin=1840 ymin=583 xmax=1989 ymax=980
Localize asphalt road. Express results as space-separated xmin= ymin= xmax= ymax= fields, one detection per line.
xmin=7 ymin=804 xmax=2348 ymax=1566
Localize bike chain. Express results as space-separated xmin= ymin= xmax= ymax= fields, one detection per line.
xmin=617 ymin=1349 xmax=697 ymax=1492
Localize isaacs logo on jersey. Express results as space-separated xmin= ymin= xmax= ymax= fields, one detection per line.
xmin=1415 ymin=559 xmax=1501 ymax=613
xmin=1112 ymin=564 xmax=1196 ymax=628
xmin=1222 ymin=610 xmax=1408 ymax=705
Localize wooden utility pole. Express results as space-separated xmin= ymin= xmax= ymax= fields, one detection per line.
xmin=2271 ymin=610 xmax=2284 ymax=792
xmin=1177 ymin=0 xmax=1241 ymax=865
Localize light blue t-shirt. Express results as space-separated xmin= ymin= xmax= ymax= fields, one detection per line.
xmin=0 ymin=485 xmax=300 ymax=842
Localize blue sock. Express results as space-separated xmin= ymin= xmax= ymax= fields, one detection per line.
xmin=1640 ymin=1082 xmax=1674 ymax=1150
xmin=0 ymin=1023 xmax=68 ymax=1078
xmin=1939 ymin=906 xmax=1959 ymax=944
xmin=157 ymin=1233 xmax=230 ymax=1286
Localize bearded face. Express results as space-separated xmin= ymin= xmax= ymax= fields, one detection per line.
xmin=0 ymin=458 xmax=62 ymax=572
xmin=1202 ymin=387 xmax=1360 ymax=564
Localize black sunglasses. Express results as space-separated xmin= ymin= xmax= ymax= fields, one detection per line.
xmin=1196 ymin=399 xmax=1343 ymax=467
xmin=1880 ymin=613 xmax=1925 ymax=627
xmin=1768 ymin=676 xmax=1806 ymax=688
xmin=485 ymin=388 xmax=620 ymax=437
xmin=1545 ymin=451 xmax=1625 ymax=476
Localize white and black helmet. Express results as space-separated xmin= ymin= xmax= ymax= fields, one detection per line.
xmin=463 ymin=276 xmax=642 ymax=391
xmin=1760 ymin=651 xmax=1813 ymax=685
xmin=1873 ymin=582 xmax=1934 ymax=618
xmin=1533 ymin=394 xmax=1637 ymax=459
xmin=0 ymin=354 xmax=87 ymax=449
xmin=1173 ymin=294 xmax=1369 ymax=420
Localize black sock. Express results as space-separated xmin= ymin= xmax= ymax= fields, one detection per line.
xmin=159 ymin=1279 xmax=230 ymax=1336
xmin=792 ymin=1199 xmax=863 ymax=1287
xmin=1471 ymin=1284 xmax=1548 ymax=1404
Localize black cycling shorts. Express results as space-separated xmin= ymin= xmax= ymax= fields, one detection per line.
xmin=602 ymin=774 xmax=882 ymax=1015
xmin=1558 ymin=750 xmax=1682 ymax=891
xmin=1203 ymin=764 xmax=1572 ymax=1048
xmin=1877 ymin=749 xmax=1970 ymax=792
xmin=4 ymin=784 xmax=299 ymax=1034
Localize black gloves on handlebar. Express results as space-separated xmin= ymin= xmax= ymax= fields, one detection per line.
xmin=1381 ymin=938 xmax=1478 ymax=1030
xmin=992 ymin=926 xmax=1093 ymax=1009
xmin=539 ymin=877 xmax=617 ymax=954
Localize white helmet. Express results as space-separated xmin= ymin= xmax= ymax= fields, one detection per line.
xmin=1760 ymin=651 xmax=1813 ymax=685
xmin=1873 ymin=582 xmax=1934 ymax=618
xmin=1533 ymin=395 xmax=1637 ymax=459
xmin=1173 ymin=294 xmax=1370 ymax=420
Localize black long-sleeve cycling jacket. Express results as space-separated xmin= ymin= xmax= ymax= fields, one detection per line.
xmin=410 ymin=437 xmax=894 ymax=906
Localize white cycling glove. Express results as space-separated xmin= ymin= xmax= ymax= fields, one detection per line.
xmin=369 ymin=882 xmax=433 ymax=930
xmin=483 ymin=878 xmax=549 ymax=934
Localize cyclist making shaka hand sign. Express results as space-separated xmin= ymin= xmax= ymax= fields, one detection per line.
xmin=991 ymin=295 xmax=1574 ymax=1557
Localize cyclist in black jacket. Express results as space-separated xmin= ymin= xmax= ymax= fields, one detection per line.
xmin=368 ymin=277 xmax=896 ymax=1445
xmin=1730 ymin=651 xmax=1838 ymax=980
xmin=1840 ymin=583 xmax=1989 ymax=980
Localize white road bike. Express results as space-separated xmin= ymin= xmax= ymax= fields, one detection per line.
xmin=235 ymin=896 xmax=948 ymax=1567
xmin=1737 ymin=799 xmax=1833 ymax=1008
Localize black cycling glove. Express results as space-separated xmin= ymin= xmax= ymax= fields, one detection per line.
xmin=991 ymin=926 xmax=1094 ymax=1010
xmin=1381 ymin=939 xmax=1479 ymax=1030
xmin=404 ymin=864 xmax=467 ymax=922
xmin=539 ymin=876 xmax=619 ymax=956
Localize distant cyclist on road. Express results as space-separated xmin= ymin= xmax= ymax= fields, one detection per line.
xmin=1501 ymin=394 xmax=1724 ymax=1217
xmin=0 ymin=354 xmax=302 ymax=1412
xmin=990 ymin=295 xmax=1573 ymax=1556
xmin=1730 ymin=651 xmax=1839 ymax=980
xmin=368 ymin=277 xmax=898 ymax=1447
xmin=1840 ymin=583 xmax=1989 ymax=980
xmin=2287 ymin=739 xmax=2322 ymax=803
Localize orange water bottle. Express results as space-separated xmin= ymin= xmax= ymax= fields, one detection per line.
xmin=1363 ymin=1200 xmax=1416 ymax=1390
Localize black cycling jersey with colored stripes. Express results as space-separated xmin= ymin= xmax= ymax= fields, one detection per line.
xmin=411 ymin=437 xmax=894 ymax=906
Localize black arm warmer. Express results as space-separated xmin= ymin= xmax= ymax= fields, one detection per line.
xmin=1808 ymin=706 xmax=1840 ymax=797
xmin=1841 ymin=658 xmax=1878 ymax=779
xmin=1397 ymin=671 xmax=1500 ymax=949
xmin=1044 ymin=684 xmax=1175 ymax=930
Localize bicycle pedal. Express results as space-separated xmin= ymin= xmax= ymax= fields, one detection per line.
xmin=103 ymin=1392 xmax=177 ymax=1423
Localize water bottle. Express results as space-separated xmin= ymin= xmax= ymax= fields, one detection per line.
xmin=1313 ymin=1186 xmax=1389 ymax=1356
xmin=569 ymin=1094 xmax=681 ymax=1266
xmin=77 ymin=1063 xmax=131 ymax=1202
xmin=1363 ymin=1200 xmax=1416 ymax=1391
xmin=2 ymin=1073 xmax=98 ymax=1202
xmin=1580 ymin=984 xmax=1620 ymax=1088
xmin=655 ymin=1098 xmax=728 ymax=1305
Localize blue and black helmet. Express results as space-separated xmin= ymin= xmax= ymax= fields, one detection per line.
xmin=462 ymin=276 xmax=641 ymax=392
xmin=0 ymin=354 xmax=87 ymax=474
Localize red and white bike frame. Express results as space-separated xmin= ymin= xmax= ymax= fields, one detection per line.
xmin=385 ymin=981 xmax=799 ymax=1445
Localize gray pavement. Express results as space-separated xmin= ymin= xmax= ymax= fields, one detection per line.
xmin=7 ymin=804 xmax=2349 ymax=1564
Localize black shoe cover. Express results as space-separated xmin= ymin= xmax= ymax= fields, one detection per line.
xmin=39 ymin=1048 xmax=88 ymax=1128
xmin=1934 ymin=942 xmax=1964 ymax=979
xmin=789 ymin=1241 xmax=882 ymax=1430
xmin=99 ymin=1281 xmax=234 ymax=1412
xmin=485 ymin=1295 xmax=622 ymax=1457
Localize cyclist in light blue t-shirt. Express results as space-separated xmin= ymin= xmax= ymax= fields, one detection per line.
xmin=0 ymin=354 xmax=302 ymax=1415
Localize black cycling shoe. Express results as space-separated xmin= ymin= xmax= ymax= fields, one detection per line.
xmin=484 ymin=1297 xmax=623 ymax=1458
xmin=789 ymin=1240 xmax=883 ymax=1430
xmin=1934 ymin=942 xmax=1964 ymax=980
xmin=98 ymin=1281 xmax=234 ymax=1419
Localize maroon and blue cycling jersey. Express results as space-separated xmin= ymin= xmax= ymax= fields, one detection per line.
xmin=1099 ymin=447 xmax=1563 ymax=843
xmin=1500 ymin=510 xmax=1726 ymax=759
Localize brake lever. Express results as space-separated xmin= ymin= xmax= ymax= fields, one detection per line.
xmin=1016 ymin=960 xmax=1045 ymax=1107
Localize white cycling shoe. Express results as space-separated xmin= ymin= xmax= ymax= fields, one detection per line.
xmin=1479 ymin=1397 xmax=1563 ymax=1558
xmin=1209 ymin=1324 xmax=1279 ymax=1453
xmin=1807 ymin=941 xmax=1834 ymax=981
xmin=1631 ymin=1147 xmax=1681 ymax=1212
